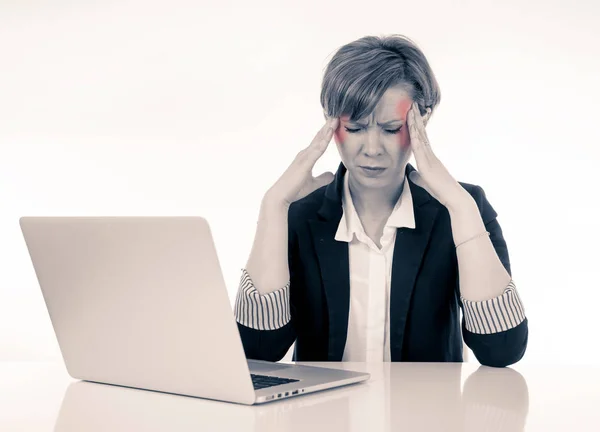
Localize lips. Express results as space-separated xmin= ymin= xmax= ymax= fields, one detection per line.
xmin=358 ymin=165 xmax=386 ymax=177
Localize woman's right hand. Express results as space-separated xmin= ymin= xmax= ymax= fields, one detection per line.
xmin=266 ymin=117 xmax=339 ymax=208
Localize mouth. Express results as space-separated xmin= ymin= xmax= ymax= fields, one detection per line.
xmin=358 ymin=165 xmax=387 ymax=176
xmin=359 ymin=166 xmax=386 ymax=171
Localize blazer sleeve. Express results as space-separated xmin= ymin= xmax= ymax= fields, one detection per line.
xmin=233 ymin=214 xmax=299 ymax=362
xmin=458 ymin=185 xmax=529 ymax=368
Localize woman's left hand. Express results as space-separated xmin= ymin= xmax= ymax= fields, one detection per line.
xmin=407 ymin=101 xmax=467 ymax=209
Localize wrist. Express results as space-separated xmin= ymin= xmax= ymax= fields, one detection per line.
xmin=262 ymin=190 xmax=290 ymax=213
xmin=447 ymin=194 xmax=487 ymax=244
xmin=445 ymin=188 xmax=476 ymax=215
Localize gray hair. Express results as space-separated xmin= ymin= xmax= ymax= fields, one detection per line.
xmin=320 ymin=34 xmax=441 ymax=121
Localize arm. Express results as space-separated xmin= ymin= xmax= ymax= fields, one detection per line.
xmin=245 ymin=193 xmax=292 ymax=295
xmin=449 ymin=186 xmax=528 ymax=367
xmin=233 ymin=193 xmax=297 ymax=361
xmin=448 ymin=187 xmax=513 ymax=300
xmin=403 ymin=101 xmax=527 ymax=366
xmin=233 ymin=117 xmax=338 ymax=361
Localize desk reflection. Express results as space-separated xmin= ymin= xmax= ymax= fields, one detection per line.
xmin=53 ymin=363 xmax=528 ymax=432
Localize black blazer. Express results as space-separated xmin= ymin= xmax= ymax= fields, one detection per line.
xmin=238 ymin=162 xmax=528 ymax=367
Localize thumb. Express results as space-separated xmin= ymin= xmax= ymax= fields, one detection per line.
xmin=409 ymin=170 xmax=437 ymax=200
xmin=409 ymin=170 xmax=424 ymax=187
xmin=312 ymin=171 xmax=335 ymax=189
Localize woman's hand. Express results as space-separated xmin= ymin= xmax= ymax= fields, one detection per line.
xmin=407 ymin=102 xmax=467 ymax=209
xmin=266 ymin=117 xmax=339 ymax=208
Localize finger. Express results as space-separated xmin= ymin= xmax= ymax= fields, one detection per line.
xmin=407 ymin=103 xmax=423 ymax=150
xmin=415 ymin=104 xmax=431 ymax=146
xmin=310 ymin=116 xmax=336 ymax=141
xmin=318 ymin=117 xmax=338 ymax=147
xmin=409 ymin=103 xmax=432 ymax=155
xmin=301 ymin=117 xmax=339 ymax=164
xmin=413 ymin=103 xmax=429 ymax=143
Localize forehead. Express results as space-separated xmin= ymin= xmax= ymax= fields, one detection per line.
xmin=355 ymin=86 xmax=413 ymax=122
xmin=373 ymin=86 xmax=412 ymax=114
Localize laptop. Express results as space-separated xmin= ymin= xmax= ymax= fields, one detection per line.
xmin=19 ymin=216 xmax=370 ymax=405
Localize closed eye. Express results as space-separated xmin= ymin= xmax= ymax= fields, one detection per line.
xmin=344 ymin=126 xmax=402 ymax=134
xmin=385 ymin=127 xmax=402 ymax=134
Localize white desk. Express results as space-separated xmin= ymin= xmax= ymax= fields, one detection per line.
xmin=1 ymin=361 xmax=599 ymax=431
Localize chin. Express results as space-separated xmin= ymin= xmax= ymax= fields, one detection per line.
xmin=351 ymin=165 xmax=405 ymax=185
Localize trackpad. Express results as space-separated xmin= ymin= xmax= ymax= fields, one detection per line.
xmin=248 ymin=360 xmax=293 ymax=374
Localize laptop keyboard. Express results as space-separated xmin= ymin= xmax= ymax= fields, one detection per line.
xmin=250 ymin=374 xmax=300 ymax=390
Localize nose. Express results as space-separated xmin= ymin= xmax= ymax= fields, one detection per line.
xmin=362 ymin=129 xmax=383 ymax=156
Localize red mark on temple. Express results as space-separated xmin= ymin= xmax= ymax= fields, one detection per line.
xmin=334 ymin=115 xmax=350 ymax=144
xmin=396 ymin=100 xmax=413 ymax=149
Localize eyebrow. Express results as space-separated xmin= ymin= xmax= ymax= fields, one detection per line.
xmin=349 ymin=119 xmax=404 ymax=126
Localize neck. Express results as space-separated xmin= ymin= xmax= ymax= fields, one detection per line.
xmin=348 ymin=174 xmax=405 ymax=219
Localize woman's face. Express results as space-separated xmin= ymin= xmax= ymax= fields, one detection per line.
xmin=333 ymin=85 xmax=423 ymax=189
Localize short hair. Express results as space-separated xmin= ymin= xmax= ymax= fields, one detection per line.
xmin=320 ymin=34 xmax=441 ymax=121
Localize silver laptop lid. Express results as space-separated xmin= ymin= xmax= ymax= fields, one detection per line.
xmin=20 ymin=216 xmax=256 ymax=405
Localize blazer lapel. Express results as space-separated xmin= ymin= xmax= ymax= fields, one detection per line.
xmin=308 ymin=162 xmax=349 ymax=361
xmin=309 ymin=219 xmax=350 ymax=361
xmin=389 ymin=164 xmax=441 ymax=361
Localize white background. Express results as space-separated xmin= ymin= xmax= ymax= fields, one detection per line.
xmin=1 ymin=0 xmax=598 ymax=364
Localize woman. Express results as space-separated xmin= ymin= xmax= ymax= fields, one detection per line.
xmin=233 ymin=34 xmax=527 ymax=367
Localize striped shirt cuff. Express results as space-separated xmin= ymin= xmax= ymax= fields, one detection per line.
xmin=233 ymin=268 xmax=291 ymax=330
xmin=461 ymin=280 xmax=525 ymax=334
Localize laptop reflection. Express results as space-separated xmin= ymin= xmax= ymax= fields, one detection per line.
xmin=53 ymin=364 xmax=528 ymax=432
